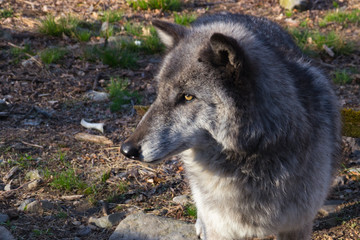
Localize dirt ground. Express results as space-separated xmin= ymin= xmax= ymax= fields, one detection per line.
xmin=0 ymin=0 xmax=360 ymax=239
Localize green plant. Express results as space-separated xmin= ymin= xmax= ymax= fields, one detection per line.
xmin=285 ymin=10 xmax=293 ymax=18
xmin=108 ymin=77 xmax=141 ymax=112
xmin=101 ymin=171 xmax=111 ymax=183
xmin=75 ymin=29 xmax=92 ymax=42
xmin=102 ymin=47 xmax=138 ymax=68
xmin=49 ymin=168 xmax=87 ymax=192
xmin=127 ymin=0 xmax=181 ymax=11
xmin=289 ymin=28 xmax=353 ymax=55
xmin=342 ymin=109 xmax=360 ymax=138
xmin=124 ymin=22 xmax=143 ymax=37
xmin=56 ymin=211 xmax=68 ymax=219
xmin=140 ymin=26 xmax=165 ymax=54
xmin=39 ymin=15 xmax=63 ymax=37
xmin=32 ymin=229 xmax=52 ymax=236
xmin=10 ymin=44 xmax=34 ymax=64
xmin=184 ymin=203 xmax=197 ymax=218
xmin=100 ymin=10 xmax=123 ymax=23
xmin=320 ymin=9 xmax=360 ymax=27
xmin=174 ymin=13 xmax=197 ymax=26
xmin=40 ymin=47 xmax=67 ymax=64
xmin=333 ymin=69 xmax=352 ymax=85
xmin=0 ymin=8 xmax=13 ymax=18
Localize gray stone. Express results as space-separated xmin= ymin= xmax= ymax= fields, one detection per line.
xmin=319 ymin=200 xmax=343 ymax=216
xmin=84 ymin=90 xmax=109 ymax=102
xmin=76 ymin=226 xmax=92 ymax=236
xmin=0 ymin=213 xmax=9 ymax=223
xmin=0 ymin=226 xmax=15 ymax=240
xmin=20 ymin=200 xmax=56 ymax=212
xmin=173 ymin=195 xmax=190 ymax=205
xmin=27 ymin=179 xmax=41 ymax=190
xmin=109 ymin=211 xmax=197 ymax=240
xmin=18 ymin=199 xmax=36 ymax=211
xmin=89 ymin=212 xmax=125 ymax=228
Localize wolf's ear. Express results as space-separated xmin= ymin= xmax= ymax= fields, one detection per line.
xmin=152 ymin=20 xmax=187 ymax=48
xmin=200 ymin=33 xmax=250 ymax=75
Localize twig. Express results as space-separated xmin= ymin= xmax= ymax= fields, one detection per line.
xmin=21 ymin=141 xmax=44 ymax=149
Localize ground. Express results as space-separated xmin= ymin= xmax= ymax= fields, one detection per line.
xmin=0 ymin=0 xmax=360 ymax=239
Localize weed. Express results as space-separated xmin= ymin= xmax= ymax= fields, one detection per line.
xmin=289 ymin=28 xmax=353 ymax=55
xmin=333 ymin=69 xmax=352 ymax=85
xmin=0 ymin=8 xmax=13 ymax=18
xmin=140 ymin=26 xmax=165 ymax=54
xmin=124 ymin=22 xmax=143 ymax=37
xmin=56 ymin=211 xmax=68 ymax=219
xmin=184 ymin=203 xmax=197 ymax=218
xmin=75 ymin=29 xmax=92 ymax=42
xmin=117 ymin=181 xmax=129 ymax=194
xmin=285 ymin=10 xmax=293 ymax=18
xmin=10 ymin=44 xmax=34 ymax=64
xmin=49 ymin=168 xmax=87 ymax=192
xmin=100 ymin=10 xmax=123 ymax=23
xmin=128 ymin=0 xmax=182 ymax=11
xmin=326 ymin=9 xmax=360 ymax=24
xmin=103 ymin=47 xmax=137 ymax=68
xmin=101 ymin=171 xmax=111 ymax=183
xmin=108 ymin=77 xmax=141 ymax=112
xmin=32 ymin=229 xmax=52 ymax=236
xmin=332 ymin=1 xmax=339 ymax=8
xmin=40 ymin=47 xmax=67 ymax=64
xmin=174 ymin=13 xmax=197 ymax=26
xmin=100 ymin=22 xmax=115 ymax=39
xmin=39 ymin=15 xmax=63 ymax=37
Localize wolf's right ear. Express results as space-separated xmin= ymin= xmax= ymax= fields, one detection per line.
xmin=152 ymin=20 xmax=187 ymax=48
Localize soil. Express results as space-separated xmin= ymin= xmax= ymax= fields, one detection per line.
xmin=0 ymin=0 xmax=360 ymax=239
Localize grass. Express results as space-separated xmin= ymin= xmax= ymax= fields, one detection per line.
xmin=184 ymin=203 xmax=197 ymax=218
xmin=107 ymin=77 xmax=141 ymax=112
xmin=320 ymin=9 xmax=360 ymax=27
xmin=39 ymin=15 xmax=95 ymax=42
xmin=174 ymin=13 xmax=197 ymax=26
xmin=10 ymin=44 xmax=35 ymax=64
xmin=341 ymin=109 xmax=360 ymax=138
xmin=49 ymin=168 xmax=87 ymax=192
xmin=0 ymin=8 xmax=13 ymax=18
xmin=124 ymin=22 xmax=143 ymax=37
xmin=127 ymin=0 xmax=182 ymax=11
xmin=6 ymin=154 xmax=35 ymax=168
xmin=289 ymin=28 xmax=353 ymax=56
xmin=40 ymin=47 xmax=67 ymax=64
xmin=100 ymin=9 xmax=123 ymax=23
xmin=333 ymin=69 xmax=352 ymax=85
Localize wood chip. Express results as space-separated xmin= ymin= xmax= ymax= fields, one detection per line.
xmin=74 ymin=133 xmax=113 ymax=145
xmin=60 ymin=195 xmax=84 ymax=201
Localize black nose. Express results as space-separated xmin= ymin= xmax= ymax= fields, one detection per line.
xmin=121 ymin=141 xmax=141 ymax=160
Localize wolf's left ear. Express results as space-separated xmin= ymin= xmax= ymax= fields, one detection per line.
xmin=200 ymin=33 xmax=250 ymax=75
xmin=152 ymin=20 xmax=187 ymax=48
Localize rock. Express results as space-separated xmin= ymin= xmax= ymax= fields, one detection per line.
xmin=279 ymin=0 xmax=308 ymax=10
xmin=3 ymin=166 xmax=20 ymax=182
xmin=109 ymin=211 xmax=197 ymax=240
xmin=76 ymin=226 xmax=92 ymax=236
xmin=173 ymin=195 xmax=191 ymax=205
xmin=319 ymin=200 xmax=343 ymax=217
xmin=89 ymin=212 xmax=126 ymax=228
xmin=18 ymin=199 xmax=36 ymax=211
xmin=4 ymin=181 xmax=12 ymax=191
xmin=27 ymin=179 xmax=41 ymax=190
xmin=25 ymin=170 xmax=42 ymax=181
xmin=84 ymin=90 xmax=109 ymax=102
xmin=0 ymin=99 xmax=9 ymax=111
xmin=19 ymin=200 xmax=55 ymax=212
xmin=0 ymin=213 xmax=9 ymax=223
xmin=0 ymin=226 xmax=15 ymax=240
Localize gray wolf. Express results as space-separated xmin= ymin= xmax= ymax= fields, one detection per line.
xmin=120 ymin=13 xmax=341 ymax=240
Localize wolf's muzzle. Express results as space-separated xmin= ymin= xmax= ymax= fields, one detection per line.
xmin=120 ymin=141 xmax=141 ymax=160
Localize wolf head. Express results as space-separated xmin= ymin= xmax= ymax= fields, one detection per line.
xmin=121 ymin=18 xmax=304 ymax=163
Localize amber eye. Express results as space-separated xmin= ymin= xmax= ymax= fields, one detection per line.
xmin=184 ymin=94 xmax=194 ymax=101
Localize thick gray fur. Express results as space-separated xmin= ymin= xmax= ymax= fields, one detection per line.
xmin=122 ymin=13 xmax=341 ymax=240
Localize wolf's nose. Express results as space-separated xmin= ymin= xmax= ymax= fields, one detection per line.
xmin=121 ymin=141 xmax=141 ymax=160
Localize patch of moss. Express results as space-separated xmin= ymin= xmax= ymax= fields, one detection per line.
xmin=342 ymin=109 xmax=360 ymax=138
